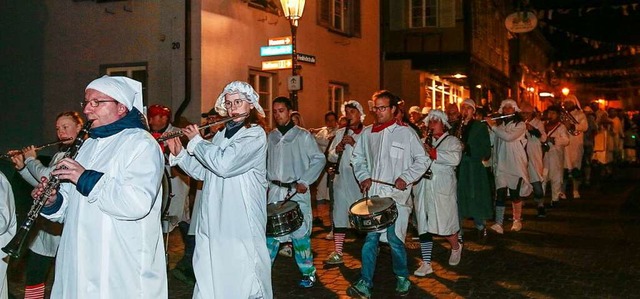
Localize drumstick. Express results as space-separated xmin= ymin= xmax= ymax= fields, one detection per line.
xmin=371 ymin=178 xmax=411 ymax=190
xmin=279 ymin=191 xmax=298 ymax=208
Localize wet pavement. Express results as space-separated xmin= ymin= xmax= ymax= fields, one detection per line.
xmin=6 ymin=166 xmax=640 ymax=298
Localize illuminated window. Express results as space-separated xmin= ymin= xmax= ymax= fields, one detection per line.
xmin=410 ymin=0 xmax=437 ymax=28
xmin=318 ymin=0 xmax=361 ymax=37
xmin=328 ymin=82 xmax=347 ymax=113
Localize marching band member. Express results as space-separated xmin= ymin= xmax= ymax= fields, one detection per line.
xmin=168 ymin=81 xmax=272 ymax=298
xmin=148 ymin=104 xmax=195 ymax=285
xmin=323 ymin=100 xmax=365 ymax=265
xmin=0 ymin=172 xmax=17 ymax=299
xmin=456 ymin=99 xmax=493 ymax=242
xmin=266 ymin=96 xmax=325 ymax=288
xmin=310 ymin=111 xmax=339 ymax=240
xmin=543 ymin=106 xmax=570 ymax=212
xmin=10 ymin=111 xmax=83 ymax=299
xmin=347 ymin=90 xmax=427 ymax=298
xmin=34 ymin=75 xmax=167 ymax=298
xmin=561 ymin=95 xmax=588 ymax=199
xmin=485 ymin=99 xmax=532 ymax=233
xmin=412 ymin=109 xmax=462 ymax=277
xmin=520 ymin=103 xmax=547 ymax=217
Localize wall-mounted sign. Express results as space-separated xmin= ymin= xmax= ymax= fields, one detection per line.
xmin=288 ymin=75 xmax=302 ymax=91
xmin=260 ymin=45 xmax=293 ymax=57
xmin=262 ymin=59 xmax=292 ymax=70
xmin=268 ymin=36 xmax=292 ymax=46
xmin=296 ymin=53 xmax=316 ymax=64
xmin=505 ymin=11 xmax=537 ymax=33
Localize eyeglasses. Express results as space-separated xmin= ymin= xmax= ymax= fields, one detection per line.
xmin=372 ymin=105 xmax=390 ymax=112
xmin=80 ymin=99 xmax=118 ymax=108
xmin=223 ymin=99 xmax=247 ymax=109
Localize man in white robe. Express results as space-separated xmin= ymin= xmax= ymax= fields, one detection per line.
xmin=485 ymin=99 xmax=532 ymax=234
xmin=267 ymin=96 xmax=325 ymax=288
xmin=35 ymin=75 xmax=167 ymax=298
xmin=323 ymin=100 xmax=365 ymax=265
xmin=347 ymin=90 xmax=427 ymax=298
xmin=0 ymin=172 xmax=16 ymax=299
xmin=168 ymin=81 xmax=272 ymax=299
xmin=562 ymin=95 xmax=588 ymax=199
xmin=521 ymin=103 xmax=547 ymax=216
xmin=543 ymin=106 xmax=570 ymax=213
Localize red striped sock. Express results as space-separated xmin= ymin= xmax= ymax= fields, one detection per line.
xmin=334 ymin=232 xmax=346 ymax=255
xmin=25 ymin=283 xmax=45 ymax=299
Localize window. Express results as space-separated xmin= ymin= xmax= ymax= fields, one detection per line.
xmin=247 ymin=0 xmax=279 ymax=15
xmin=328 ymin=83 xmax=347 ymax=113
xmin=318 ymin=0 xmax=361 ymax=37
xmin=100 ymin=63 xmax=148 ymax=106
xmin=410 ymin=0 xmax=437 ymax=28
xmin=249 ymin=70 xmax=275 ymax=128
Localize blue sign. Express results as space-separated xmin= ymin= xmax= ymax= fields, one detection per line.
xmin=260 ymin=45 xmax=293 ymax=57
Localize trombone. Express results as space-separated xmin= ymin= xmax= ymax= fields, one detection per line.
xmin=560 ymin=105 xmax=581 ymax=136
xmin=0 ymin=138 xmax=73 ymax=159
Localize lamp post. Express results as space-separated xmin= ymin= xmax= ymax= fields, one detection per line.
xmin=280 ymin=0 xmax=306 ymax=110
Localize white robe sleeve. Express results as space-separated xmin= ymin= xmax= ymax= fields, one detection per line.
xmin=0 ymin=174 xmax=15 ymax=236
xmin=554 ymin=125 xmax=570 ymax=147
xmin=87 ymin=138 xmax=164 ymax=221
xmin=434 ymin=137 xmax=462 ymax=167
xmin=327 ymin=129 xmax=344 ymax=163
xmin=191 ymin=126 xmax=267 ymax=179
xmin=170 ymin=145 xmax=208 ymax=181
xmin=492 ymin=122 xmax=526 ymax=142
xmin=297 ymin=132 xmax=326 ymax=187
xmin=532 ymin=119 xmax=547 ymax=143
xmin=17 ymin=167 xmax=39 ymax=187
xmin=398 ymin=130 xmax=429 ymax=184
xmin=574 ymin=111 xmax=589 ymax=133
xmin=351 ymin=129 xmax=371 ymax=183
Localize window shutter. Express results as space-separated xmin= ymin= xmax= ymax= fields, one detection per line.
xmin=318 ymin=0 xmax=330 ymax=27
xmin=438 ymin=0 xmax=456 ymax=28
xmin=389 ymin=0 xmax=406 ymax=31
xmin=350 ymin=0 xmax=361 ymax=37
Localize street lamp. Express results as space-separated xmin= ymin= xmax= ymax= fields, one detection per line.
xmin=280 ymin=0 xmax=306 ymax=110
xmin=561 ymin=87 xmax=570 ymax=97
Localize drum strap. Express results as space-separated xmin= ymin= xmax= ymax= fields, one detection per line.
xmin=270 ymin=180 xmax=297 ymax=189
xmin=423 ymin=135 xmax=451 ymax=178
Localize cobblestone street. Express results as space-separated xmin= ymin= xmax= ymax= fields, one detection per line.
xmin=7 ymin=167 xmax=640 ymax=298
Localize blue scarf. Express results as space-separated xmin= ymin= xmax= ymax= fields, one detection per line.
xmin=224 ymin=120 xmax=244 ymax=139
xmin=89 ymin=108 xmax=147 ymax=138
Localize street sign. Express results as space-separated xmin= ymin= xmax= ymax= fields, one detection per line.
xmin=260 ymin=45 xmax=293 ymax=57
xmin=262 ymin=59 xmax=292 ymax=70
xmin=296 ymin=53 xmax=316 ymax=64
xmin=268 ymin=36 xmax=292 ymax=46
xmin=288 ymin=75 xmax=302 ymax=91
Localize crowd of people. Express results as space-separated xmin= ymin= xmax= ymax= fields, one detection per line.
xmin=0 ymin=74 xmax=638 ymax=299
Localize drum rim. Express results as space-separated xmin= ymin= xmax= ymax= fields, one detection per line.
xmin=348 ymin=197 xmax=396 ymax=216
xmin=348 ymin=208 xmax=398 ymax=232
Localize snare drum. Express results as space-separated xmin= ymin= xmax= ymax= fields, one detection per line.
xmin=349 ymin=196 xmax=398 ymax=232
xmin=266 ymin=201 xmax=304 ymax=237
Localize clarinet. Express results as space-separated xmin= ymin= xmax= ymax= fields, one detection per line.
xmin=2 ymin=120 xmax=93 ymax=259
xmin=332 ymin=119 xmax=351 ymax=175
xmin=423 ymin=129 xmax=434 ymax=180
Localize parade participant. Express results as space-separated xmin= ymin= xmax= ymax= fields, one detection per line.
xmin=521 ymin=103 xmax=547 ymax=216
xmin=148 ymin=104 xmax=194 ymax=285
xmin=291 ymin=111 xmax=305 ymax=127
xmin=10 ymin=111 xmax=83 ymax=299
xmin=347 ymin=90 xmax=427 ymax=298
xmin=582 ymin=106 xmax=598 ymax=186
xmin=456 ymin=99 xmax=493 ymax=242
xmin=267 ymin=96 xmax=325 ymax=288
xmin=485 ymin=99 xmax=532 ymax=233
xmin=0 ymin=172 xmax=17 ymax=299
xmin=446 ymin=103 xmax=461 ymax=136
xmin=33 ymin=75 xmax=167 ymax=298
xmin=412 ymin=109 xmax=462 ymax=277
xmin=310 ymin=111 xmax=339 ymax=234
xmin=561 ymin=95 xmax=588 ymax=199
xmin=408 ymin=106 xmax=427 ymax=137
xmin=167 ymin=81 xmax=271 ymax=298
xmin=200 ymin=108 xmax=225 ymax=140
xmin=323 ymin=100 xmax=365 ymax=265
xmin=542 ymin=106 xmax=570 ymax=212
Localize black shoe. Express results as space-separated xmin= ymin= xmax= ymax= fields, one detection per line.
xmin=477 ymin=228 xmax=488 ymax=243
xmin=537 ymin=206 xmax=546 ymax=218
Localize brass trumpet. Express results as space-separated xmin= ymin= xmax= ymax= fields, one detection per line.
xmin=560 ymin=105 xmax=581 ymax=136
xmin=0 ymin=138 xmax=73 ymax=159
xmin=156 ymin=112 xmax=249 ymax=142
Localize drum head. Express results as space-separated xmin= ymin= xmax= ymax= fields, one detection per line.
xmin=267 ymin=201 xmax=298 ymax=215
xmin=350 ymin=197 xmax=394 ymax=215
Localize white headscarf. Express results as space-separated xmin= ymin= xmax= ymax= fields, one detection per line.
xmin=86 ymin=75 xmax=143 ymax=113
xmin=214 ymin=81 xmax=265 ymax=117
xmin=564 ymin=95 xmax=582 ymax=110
xmin=498 ymin=99 xmax=520 ymax=114
xmin=461 ymin=99 xmax=476 ymax=110
xmin=423 ymin=109 xmax=451 ymax=129
xmin=341 ymin=100 xmax=366 ymax=122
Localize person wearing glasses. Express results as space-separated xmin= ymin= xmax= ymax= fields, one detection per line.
xmin=32 ymin=75 xmax=167 ymax=298
xmin=266 ymin=96 xmax=325 ymax=288
xmin=167 ymin=81 xmax=272 ymax=298
xmin=347 ymin=90 xmax=427 ymax=298
xmin=10 ymin=111 xmax=83 ymax=299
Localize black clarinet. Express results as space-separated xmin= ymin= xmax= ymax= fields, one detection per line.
xmin=332 ymin=119 xmax=352 ymax=175
xmin=2 ymin=120 xmax=93 ymax=258
xmin=423 ymin=129 xmax=434 ymax=180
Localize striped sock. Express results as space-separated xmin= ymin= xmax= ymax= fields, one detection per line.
xmin=420 ymin=241 xmax=433 ymax=263
xmin=334 ymin=232 xmax=346 ymax=255
xmin=25 ymin=283 xmax=45 ymax=299
xmin=457 ymin=233 xmax=464 ymax=244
